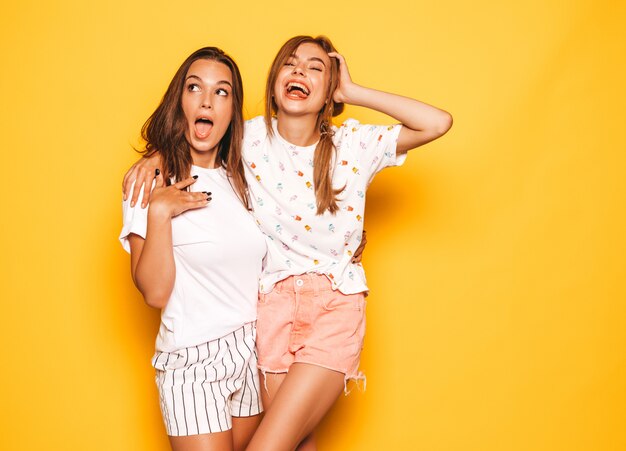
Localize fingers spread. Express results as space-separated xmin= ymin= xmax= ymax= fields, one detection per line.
xmin=141 ymin=170 xmax=156 ymax=208
xmin=173 ymin=175 xmax=198 ymax=191
xmin=122 ymin=165 xmax=138 ymax=201
xmin=183 ymin=191 xmax=212 ymax=211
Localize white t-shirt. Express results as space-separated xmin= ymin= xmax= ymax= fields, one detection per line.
xmin=119 ymin=165 xmax=266 ymax=352
xmin=243 ymin=116 xmax=405 ymax=294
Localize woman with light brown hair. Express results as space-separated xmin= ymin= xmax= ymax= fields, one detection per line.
xmin=124 ymin=35 xmax=452 ymax=450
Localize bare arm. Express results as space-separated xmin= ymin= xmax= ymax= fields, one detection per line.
xmin=128 ymin=172 xmax=211 ymax=309
xmin=329 ymin=52 xmax=452 ymax=155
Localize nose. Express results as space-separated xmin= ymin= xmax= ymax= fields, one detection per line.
xmin=201 ymin=93 xmax=212 ymax=109
xmin=291 ymin=63 xmax=305 ymax=76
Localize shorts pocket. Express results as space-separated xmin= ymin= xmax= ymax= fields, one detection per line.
xmin=152 ymin=350 xmax=188 ymax=371
xmin=258 ymin=291 xmax=272 ymax=305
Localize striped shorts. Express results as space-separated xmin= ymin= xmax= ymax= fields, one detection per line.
xmin=151 ymin=322 xmax=262 ymax=436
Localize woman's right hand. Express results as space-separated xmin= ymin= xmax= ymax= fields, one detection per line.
xmin=123 ymin=153 xmax=163 ymax=208
xmin=149 ymin=171 xmax=212 ymax=219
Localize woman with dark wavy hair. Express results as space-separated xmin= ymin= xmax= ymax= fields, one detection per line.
xmin=124 ymin=35 xmax=452 ymax=450
xmin=120 ymin=47 xmax=266 ymax=451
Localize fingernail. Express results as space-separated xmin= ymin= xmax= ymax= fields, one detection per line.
xmin=142 ymin=202 xmax=146 ymax=208
xmin=193 ymin=175 xmax=198 ymax=179
xmin=130 ymin=201 xmax=135 ymax=207
xmin=123 ymin=194 xmax=127 ymax=201
xmin=207 ymin=192 xmax=212 ymax=195
xmin=155 ymin=169 xmax=160 ymax=176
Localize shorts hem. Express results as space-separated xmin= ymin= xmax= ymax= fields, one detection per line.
xmin=167 ymin=425 xmax=232 ymax=437
xmin=259 ymin=360 xmax=366 ymax=395
xmin=293 ymin=360 xmax=366 ymax=393
xmin=231 ymin=411 xmax=263 ymax=419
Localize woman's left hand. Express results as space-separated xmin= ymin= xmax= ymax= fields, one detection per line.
xmin=328 ymin=52 xmax=358 ymax=104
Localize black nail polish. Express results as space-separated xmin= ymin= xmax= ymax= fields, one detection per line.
xmin=202 ymin=191 xmax=209 ymax=194
xmin=155 ymin=168 xmax=160 ymax=176
xmin=192 ymin=175 xmax=198 ymax=179
xmin=207 ymin=192 xmax=212 ymax=195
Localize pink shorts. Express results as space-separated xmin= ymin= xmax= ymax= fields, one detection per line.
xmin=256 ymin=274 xmax=366 ymax=385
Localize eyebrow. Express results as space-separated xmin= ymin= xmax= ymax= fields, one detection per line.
xmin=288 ymin=54 xmax=327 ymax=67
xmin=185 ymin=74 xmax=233 ymax=87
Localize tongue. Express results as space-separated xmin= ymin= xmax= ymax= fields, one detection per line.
xmin=288 ymin=88 xmax=308 ymax=99
xmin=195 ymin=121 xmax=212 ymax=138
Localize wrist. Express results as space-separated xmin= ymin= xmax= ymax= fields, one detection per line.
xmin=341 ymin=83 xmax=367 ymax=106
xmin=147 ymin=202 xmax=173 ymax=221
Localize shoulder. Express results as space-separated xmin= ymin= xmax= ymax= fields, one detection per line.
xmin=244 ymin=116 xmax=268 ymax=140
xmin=335 ymin=118 xmax=361 ymax=133
xmin=335 ymin=119 xmax=399 ymax=142
xmin=332 ymin=118 xmax=365 ymax=147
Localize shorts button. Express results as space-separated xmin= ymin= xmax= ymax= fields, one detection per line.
xmin=295 ymin=279 xmax=304 ymax=287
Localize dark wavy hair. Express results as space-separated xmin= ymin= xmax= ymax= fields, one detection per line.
xmin=141 ymin=47 xmax=248 ymax=209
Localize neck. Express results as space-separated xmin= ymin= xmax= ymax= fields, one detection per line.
xmin=275 ymin=111 xmax=320 ymax=146
xmin=191 ymin=148 xmax=219 ymax=169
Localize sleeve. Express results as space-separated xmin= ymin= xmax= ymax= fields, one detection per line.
xmin=242 ymin=116 xmax=269 ymax=165
xmin=341 ymin=119 xmax=405 ymax=185
xmin=118 ymin=181 xmax=150 ymax=253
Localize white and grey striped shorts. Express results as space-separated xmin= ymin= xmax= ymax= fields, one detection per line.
xmin=151 ymin=322 xmax=263 ymax=436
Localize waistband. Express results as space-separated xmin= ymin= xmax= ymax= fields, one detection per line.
xmin=272 ymin=273 xmax=335 ymax=294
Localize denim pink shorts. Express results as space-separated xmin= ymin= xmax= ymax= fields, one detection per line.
xmin=256 ymin=274 xmax=366 ymax=384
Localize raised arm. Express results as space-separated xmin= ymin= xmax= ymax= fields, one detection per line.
xmin=122 ymin=153 xmax=163 ymax=208
xmin=329 ymin=52 xmax=452 ymax=155
xmin=128 ymin=172 xmax=211 ymax=309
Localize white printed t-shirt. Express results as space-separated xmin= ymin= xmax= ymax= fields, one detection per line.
xmin=119 ymin=165 xmax=267 ymax=352
xmin=243 ymin=116 xmax=405 ymax=295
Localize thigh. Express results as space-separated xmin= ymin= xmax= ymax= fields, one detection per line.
xmin=169 ymin=430 xmax=233 ymax=451
xmin=259 ymin=372 xmax=317 ymax=450
xmin=259 ymin=371 xmax=287 ymax=411
xmin=247 ymin=363 xmax=345 ymax=451
xmin=231 ymin=414 xmax=262 ymax=451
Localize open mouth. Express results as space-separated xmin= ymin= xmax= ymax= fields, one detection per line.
xmin=194 ymin=117 xmax=213 ymax=139
xmin=286 ymin=81 xmax=310 ymax=99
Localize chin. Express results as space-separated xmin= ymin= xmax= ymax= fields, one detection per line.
xmin=280 ymin=101 xmax=322 ymax=116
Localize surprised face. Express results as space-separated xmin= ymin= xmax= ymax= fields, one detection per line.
xmin=181 ymin=59 xmax=234 ymax=163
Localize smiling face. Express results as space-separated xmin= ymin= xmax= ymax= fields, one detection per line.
xmin=272 ymin=42 xmax=332 ymax=117
xmin=181 ymin=59 xmax=234 ymax=160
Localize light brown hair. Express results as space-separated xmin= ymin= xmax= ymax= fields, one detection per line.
xmin=141 ymin=47 xmax=249 ymax=209
xmin=265 ymin=35 xmax=345 ymax=215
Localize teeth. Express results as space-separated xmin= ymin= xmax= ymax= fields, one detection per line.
xmin=287 ymin=82 xmax=310 ymax=95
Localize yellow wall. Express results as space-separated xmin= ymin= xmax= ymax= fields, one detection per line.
xmin=1 ymin=0 xmax=625 ymax=449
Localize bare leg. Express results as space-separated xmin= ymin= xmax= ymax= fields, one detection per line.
xmin=232 ymin=414 xmax=262 ymax=451
xmin=169 ymin=430 xmax=233 ymax=451
xmin=259 ymin=372 xmax=316 ymax=450
xmin=247 ymin=363 xmax=345 ymax=451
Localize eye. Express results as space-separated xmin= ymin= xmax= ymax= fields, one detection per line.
xmin=284 ymin=59 xmax=296 ymax=66
xmin=187 ymin=83 xmax=200 ymax=92
xmin=310 ymin=66 xmax=323 ymax=72
xmin=216 ymin=88 xmax=229 ymax=96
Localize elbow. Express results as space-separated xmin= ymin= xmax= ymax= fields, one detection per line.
xmin=132 ymin=272 xmax=173 ymax=309
xmin=136 ymin=282 xmax=171 ymax=309
xmin=434 ymin=111 xmax=453 ymax=137
xmin=143 ymin=292 xmax=169 ymax=309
